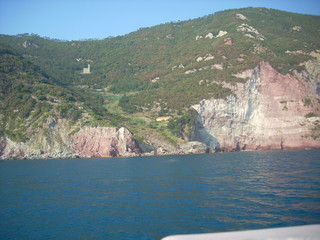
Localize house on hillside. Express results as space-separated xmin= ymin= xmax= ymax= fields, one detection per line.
xmin=82 ymin=64 xmax=91 ymax=74
xmin=156 ymin=116 xmax=172 ymax=122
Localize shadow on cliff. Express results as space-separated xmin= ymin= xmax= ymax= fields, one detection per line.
xmin=191 ymin=112 xmax=223 ymax=152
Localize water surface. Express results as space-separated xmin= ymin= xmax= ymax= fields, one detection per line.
xmin=1 ymin=150 xmax=320 ymax=240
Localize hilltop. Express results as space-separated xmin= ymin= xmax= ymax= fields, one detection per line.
xmin=0 ymin=7 xmax=319 ymax=159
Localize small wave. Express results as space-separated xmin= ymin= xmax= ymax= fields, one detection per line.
xmin=168 ymin=159 xmax=177 ymax=163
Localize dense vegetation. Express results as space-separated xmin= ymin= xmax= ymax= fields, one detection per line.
xmin=167 ymin=109 xmax=198 ymax=140
xmin=1 ymin=7 xmax=319 ymax=142
xmin=0 ymin=42 xmax=123 ymax=142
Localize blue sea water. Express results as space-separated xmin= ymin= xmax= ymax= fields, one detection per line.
xmin=0 ymin=150 xmax=320 ymax=240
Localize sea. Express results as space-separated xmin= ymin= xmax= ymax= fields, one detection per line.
xmin=1 ymin=149 xmax=320 ymax=240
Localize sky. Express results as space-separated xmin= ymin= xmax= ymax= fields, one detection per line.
xmin=0 ymin=0 xmax=319 ymax=41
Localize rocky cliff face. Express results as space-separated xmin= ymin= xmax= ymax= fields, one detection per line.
xmin=71 ymin=127 xmax=141 ymax=158
xmin=0 ymin=118 xmax=76 ymax=159
xmin=0 ymin=118 xmax=141 ymax=159
xmin=192 ymin=59 xmax=320 ymax=151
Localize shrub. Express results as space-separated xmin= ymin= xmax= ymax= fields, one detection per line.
xmin=167 ymin=109 xmax=197 ymax=140
xmin=305 ymin=112 xmax=316 ymax=118
xmin=303 ymin=98 xmax=312 ymax=107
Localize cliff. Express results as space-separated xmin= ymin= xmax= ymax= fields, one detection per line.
xmin=71 ymin=126 xmax=141 ymax=158
xmin=0 ymin=118 xmax=141 ymax=159
xmin=192 ymin=57 xmax=320 ymax=151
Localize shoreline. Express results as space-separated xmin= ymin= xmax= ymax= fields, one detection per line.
xmin=1 ymin=147 xmax=319 ymax=161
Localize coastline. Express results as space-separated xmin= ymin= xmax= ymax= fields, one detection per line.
xmin=1 ymin=146 xmax=319 ymax=161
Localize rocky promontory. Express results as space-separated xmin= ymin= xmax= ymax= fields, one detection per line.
xmin=0 ymin=119 xmax=142 ymax=160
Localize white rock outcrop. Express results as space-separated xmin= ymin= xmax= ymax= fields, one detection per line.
xmin=185 ymin=69 xmax=197 ymax=74
xmin=197 ymin=31 xmax=227 ymax=40
xmin=292 ymin=26 xmax=302 ymax=31
xmin=211 ymin=64 xmax=223 ymax=70
xmin=172 ymin=64 xmax=185 ymax=70
xmin=204 ymin=54 xmax=215 ymax=61
xmin=216 ymin=30 xmax=228 ymax=38
xmin=179 ymin=64 xmax=185 ymax=69
xmin=192 ymin=61 xmax=320 ymax=151
xmin=151 ymin=77 xmax=160 ymax=82
xmin=237 ymin=24 xmax=265 ymax=41
xmin=205 ymin=33 xmax=214 ymax=39
xmin=179 ymin=141 xmax=208 ymax=154
xmin=22 ymin=40 xmax=39 ymax=48
xmin=196 ymin=57 xmax=204 ymax=62
xmin=196 ymin=54 xmax=214 ymax=62
xmin=236 ymin=13 xmax=248 ymax=20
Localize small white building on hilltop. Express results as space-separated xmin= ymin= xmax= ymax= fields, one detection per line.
xmin=82 ymin=64 xmax=91 ymax=74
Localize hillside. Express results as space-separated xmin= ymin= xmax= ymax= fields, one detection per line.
xmin=1 ymin=8 xmax=319 ymax=109
xmin=0 ymin=42 xmax=79 ymax=141
xmin=0 ymin=7 xmax=319 ymax=159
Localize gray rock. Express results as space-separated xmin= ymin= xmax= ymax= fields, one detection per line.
xmin=179 ymin=141 xmax=208 ymax=154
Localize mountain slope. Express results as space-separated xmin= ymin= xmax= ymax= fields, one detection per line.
xmin=0 ymin=42 xmax=142 ymax=159
xmin=0 ymin=42 xmax=77 ymax=141
xmin=0 ymin=7 xmax=319 ymax=158
xmin=1 ymin=8 xmax=319 ymax=111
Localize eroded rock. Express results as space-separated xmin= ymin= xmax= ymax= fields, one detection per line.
xmin=71 ymin=127 xmax=141 ymax=158
xmin=179 ymin=141 xmax=208 ymax=154
xmin=237 ymin=24 xmax=265 ymax=41
xmin=192 ymin=61 xmax=320 ymax=151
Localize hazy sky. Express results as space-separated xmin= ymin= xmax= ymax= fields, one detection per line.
xmin=0 ymin=0 xmax=319 ymax=41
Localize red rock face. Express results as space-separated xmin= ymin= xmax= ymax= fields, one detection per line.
xmin=71 ymin=127 xmax=141 ymax=158
xmin=251 ymin=62 xmax=319 ymax=150
xmin=224 ymin=37 xmax=234 ymax=45
xmin=193 ymin=61 xmax=320 ymax=151
xmin=259 ymin=62 xmax=309 ymax=102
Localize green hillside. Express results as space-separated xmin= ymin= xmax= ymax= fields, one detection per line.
xmin=0 ymin=42 xmax=126 ymax=143
xmin=1 ymin=7 xmax=319 ymax=144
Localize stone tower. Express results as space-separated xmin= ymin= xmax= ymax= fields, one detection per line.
xmin=82 ymin=64 xmax=91 ymax=74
